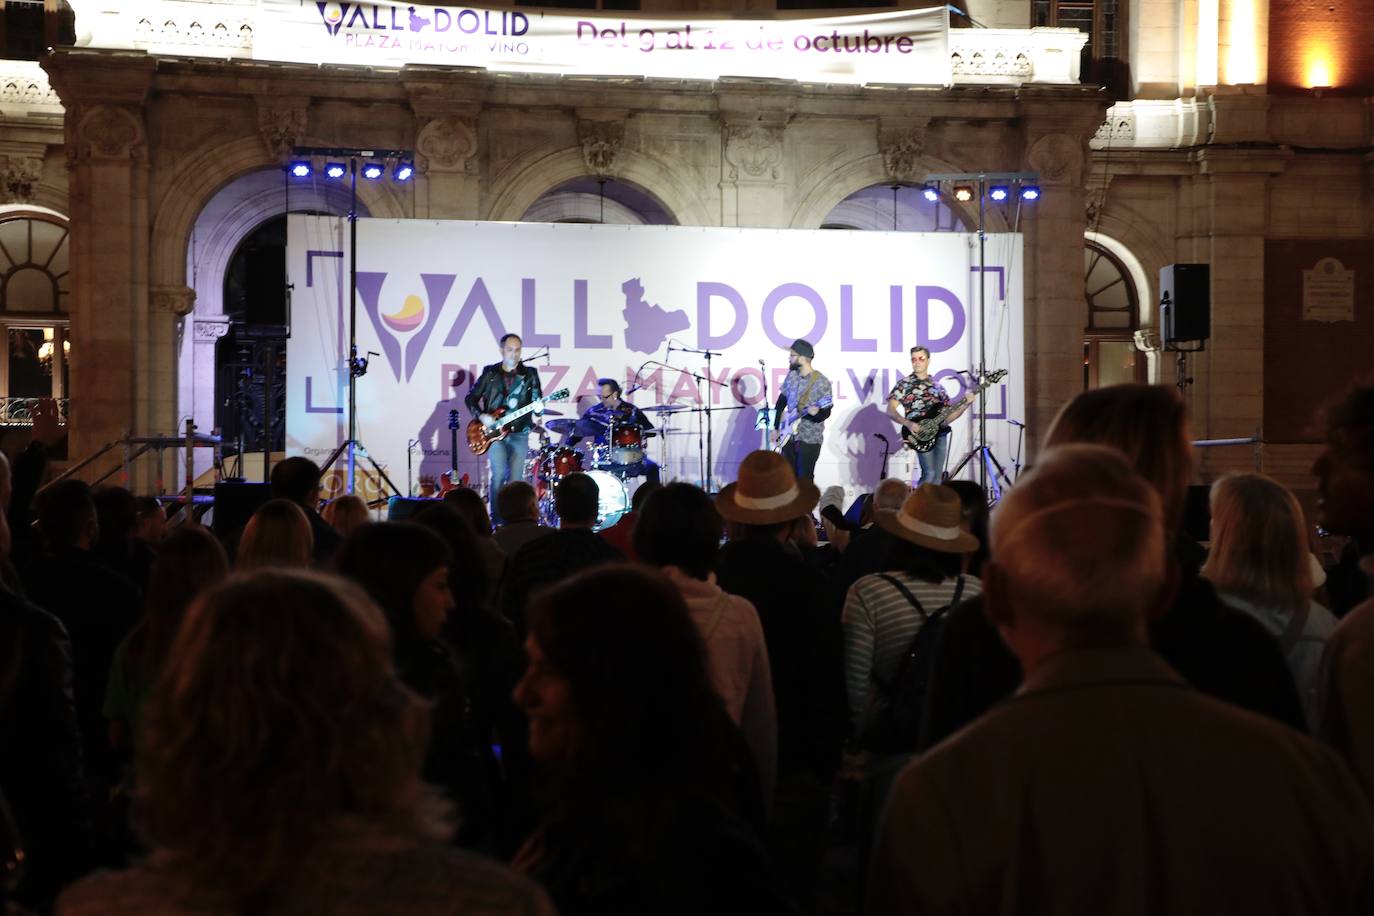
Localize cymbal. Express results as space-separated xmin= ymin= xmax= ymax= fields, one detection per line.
xmin=544 ymin=418 xmax=578 ymax=434
xmin=645 ymin=404 xmax=689 ymax=413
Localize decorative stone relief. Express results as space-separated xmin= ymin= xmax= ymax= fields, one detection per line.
xmin=69 ymin=104 xmax=144 ymax=165
xmin=416 ymin=115 xmax=478 ymax=173
xmin=724 ymin=122 xmax=784 ymax=182
xmin=1027 ymin=132 xmax=1085 ymax=185
xmin=194 ymin=318 xmax=231 ymax=342
xmin=1085 ymin=186 xmax=1106 ymax=225
xmin=0 ymin=156 xmax=44 ymax=204
xmin=0 ymin=71 xmax=62 ymax=110
xmin=577 ymin=118 xmax=625 ymax=178
xmin=1133 ymin=327 xmax=1162 ymax=352
xmin=1093 ymin=113 xmax=1135 ymax=144
xmin=878 ymin=125 xmax=926 ymax=184
xmin=151 ymin=285 xmax=197 ymax=317
xmin=950 ymin=50 xmax=1033 ymax=79
xmin=257 ymin=104 xmax=308 ymax=161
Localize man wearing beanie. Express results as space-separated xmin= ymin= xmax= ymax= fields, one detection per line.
xmin=773 ymin=339 xmax=833 ymax=481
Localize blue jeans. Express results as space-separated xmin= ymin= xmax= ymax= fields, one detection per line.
xmin=486 ymin=435 xmax=527 ymax=525
xmin=915 ymin=431 xmax=949 ymax=485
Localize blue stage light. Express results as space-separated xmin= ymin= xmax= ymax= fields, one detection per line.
xmin=921 ymin=184 xmax=939 ymax=203
xmin=324 ymin=162 xmax=347 ymax=179
xmin=288 ymin=161 xmax=311 ymax=178
xmin=1020 ymin=185 xmax=1041 ymax=201
xmin=394 ymin=161 xmax=414 ymax=182
xmin=989 ymin=185 xmax=1010 ymax=202
xmin=361 ymin=162 xmax=385 ymax=180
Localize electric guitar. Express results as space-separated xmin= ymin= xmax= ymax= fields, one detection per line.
xmin=466 ymin=388 xmax=570 ymax=456
xmin=775 ymin=394 xmax=834 ymax=452
xmin=439 ymin=409 xmax=463 ymax=493
xmin=901 ymin=369 xmax=1007 ymax=453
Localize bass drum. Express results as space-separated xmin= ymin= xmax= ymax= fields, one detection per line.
xmin=585 ymin=469 xmax=630 ymax=532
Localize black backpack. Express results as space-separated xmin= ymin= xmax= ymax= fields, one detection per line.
xmin=856 ymin=574 xmax=965 ymax=754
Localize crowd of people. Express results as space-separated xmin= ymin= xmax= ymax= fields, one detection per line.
xmin=4 ymin=380 xmax=1374 ymax=914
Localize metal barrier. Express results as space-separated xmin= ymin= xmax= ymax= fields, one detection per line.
xmin=39 ymin=420 xmax=222 ymax=513
xmin=0 ymin=397 xmax=69 ymax=425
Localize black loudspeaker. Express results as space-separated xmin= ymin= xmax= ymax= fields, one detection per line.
xmin=387 ymin=496 xmax=441 ymax=521
xmin=213 ymin=481 xmax=272 ymax=537
xmin=1159 ymin=263 xmax=1210 ymax=344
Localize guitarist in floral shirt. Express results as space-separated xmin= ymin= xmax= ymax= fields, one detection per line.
xmin=886 ymin=346 xmax=977 ymax=484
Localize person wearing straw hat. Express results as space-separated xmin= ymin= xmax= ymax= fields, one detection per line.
xmin=771 ymin=339 xmax=832 ymax=483
xmin=843 ymin=484 xmax=981 ymax=743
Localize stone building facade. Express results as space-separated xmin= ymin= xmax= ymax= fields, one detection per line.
xmin=0 ymin=0 xmax=1367 ymax=496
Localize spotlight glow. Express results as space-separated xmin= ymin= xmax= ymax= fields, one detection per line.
xmin=361 ymin=162 xmax=385 ymax=180
xmin=288 ymin=161 xmax=311 ymax=178
xmin=1020 ymin=185 xmax=1041 ymax=201
xmin=394 ymin=162 xmax=414 ymax=182
xmin=921 ymin=185 xmax=939 ymax=203
xmin=953 ymin=185 xmax=975 ymax=203
xmin=324 ymin=162 xmax=347 ymax=179
xmin=989 ymin=185 xmax=1010 ymax=202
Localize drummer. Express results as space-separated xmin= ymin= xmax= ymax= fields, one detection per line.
xmin=565 ymin=378 xmax=661 ymax=484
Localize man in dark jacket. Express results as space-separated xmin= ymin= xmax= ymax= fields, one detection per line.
xmin=0 ymin=499 xmax=94 ymax=911
xmin=465 ymin=333 xmax=543 ymax=525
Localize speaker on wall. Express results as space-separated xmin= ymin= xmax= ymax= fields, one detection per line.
xmin=1159 ymin=263 xmax=1211 ymax=345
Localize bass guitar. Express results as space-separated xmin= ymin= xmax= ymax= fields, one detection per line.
xmin=775 ymin=394 xmax=834 ymax=452
xmin=466 ymin=387 xmax=570 ymax=456
xmin=901 ymin=369 xmax=1007 ymax=453
xmin=438 ymin=409 xmax=465 ymax=494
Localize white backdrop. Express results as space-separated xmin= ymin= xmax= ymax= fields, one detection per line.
xmin=286 ymin=217 xmax=1024 ymax=506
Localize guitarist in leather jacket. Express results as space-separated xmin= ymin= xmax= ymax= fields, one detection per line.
xmin=886 ymin=346 xmax=977 ymax=485
xmin=772 ymin=338 xmax=833 ymax=482
xmin=464 ymin=333 xmax=544 ymax=524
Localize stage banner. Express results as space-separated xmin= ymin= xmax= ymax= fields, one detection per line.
xmin=286 ymin=217 xmax=1024 ymax=504
xmin=69 ymin=0 xmax=949 ymax=86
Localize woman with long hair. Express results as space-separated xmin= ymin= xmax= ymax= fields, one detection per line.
xmin=511 ymin=565 xmax=788 ymax=916
xmin=320 ymin=494 xmax=369 ymax=538
xmin=1202 ymin=473 xmax=1338 ymax=726
xmin=58 ymin=570 xmax=553 ymax=915
xmin=337 ymin=522 xmax=505 ymax=851
xmin=235 ymin=499 xmax=312 ymax=571
xmin=105 ymin=526 xmax=229 ymax=753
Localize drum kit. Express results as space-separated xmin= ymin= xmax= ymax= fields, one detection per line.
xmin=526 ymin=405 xmax=684 ymax=530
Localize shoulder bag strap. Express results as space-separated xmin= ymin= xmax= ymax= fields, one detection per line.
xmin=869 ymin=574 xmax=929 ymax=695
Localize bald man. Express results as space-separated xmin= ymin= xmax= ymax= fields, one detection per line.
xmin=870 ymin=445 xmax=1374 ymax=916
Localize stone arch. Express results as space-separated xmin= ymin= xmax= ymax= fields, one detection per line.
xmin=483 ymin=146 xmax=708 ymax=227
xmin=1086 ymin=221 xmax=1167 ymax=383
xmin=789 ymin=152 xmax=1008 ymax=233
xmin=150 ymin=136 xmax=409 ymax=293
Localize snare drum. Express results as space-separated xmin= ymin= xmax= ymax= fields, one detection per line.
xmin=611 ymin=425 xmax=644 ymax=465
xmin=539 ymin=445 xmax=583 ymax=480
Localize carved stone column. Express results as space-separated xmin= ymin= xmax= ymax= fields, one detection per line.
xmin=403 ymin=69 xmax=484 ymax=219
xmin=1016 ymin=89 xmax=1109 ymax=450
xmin=1192 ymin=148 xmax=1290 ymax=476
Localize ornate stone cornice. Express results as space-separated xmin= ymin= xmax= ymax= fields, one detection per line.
xmin=256 ymin=99 xmax=309 ymax=161
xmin=878 ymin=118 xmax=929 ymax=184
xmin=577 ymin=112 xmax=627 ymax=178
xmin=1133 ymin=327 xmax=1162 ymax=352
xmin=69 ymin=103 xmax=144 ymax=165
xmin=0 ymin=155 xmax=44 ymax=205
xmin=416 ymin=115 xmax=478 ymax=175
xmin=151 ymin=285 xmax=197 ymax=317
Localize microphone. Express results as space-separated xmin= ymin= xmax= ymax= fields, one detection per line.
xmin=873 ymin=432 xmax=889 ymax=443
xmin=1007 ymin=419 xmax=1025 ymax=428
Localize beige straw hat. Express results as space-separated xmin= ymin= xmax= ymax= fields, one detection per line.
xmin=715 ymin=450 xmax=821 ymax=525
xmin=874 ymin=483 xmax=980 ymax=554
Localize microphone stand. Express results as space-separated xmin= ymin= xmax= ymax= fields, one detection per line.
xmin=1008 ymin=419 xmax=1027 ymax=481
xmin=665 ymin=347 xmax=724 ymax=492
xmin=757 ymin=359 xmax=771 ymax=452
xmin=873 ymin=433 xmax=891 ymax=479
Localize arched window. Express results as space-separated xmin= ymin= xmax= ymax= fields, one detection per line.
xmin=0 ymin=214 xmax=70 ymax=421
xmin=1082 ymin=240 xmax=1143 ymax=388
xmin=522 ymin=177 xmax=676 ymax=225
xmin=821 ymin=183 xmax=967 ymax=232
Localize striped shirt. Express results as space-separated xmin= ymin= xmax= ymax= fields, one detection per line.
xmin=842 ymin=571 xmax=982 ymax=727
